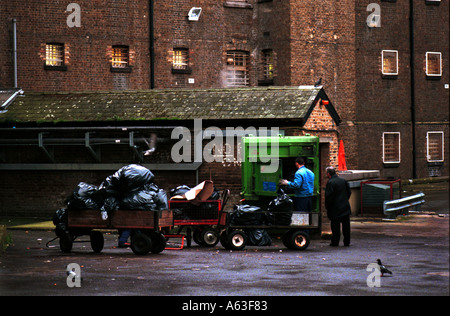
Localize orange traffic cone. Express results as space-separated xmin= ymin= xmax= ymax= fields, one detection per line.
xmin=338 ymin=139 xmax=347 ymax=171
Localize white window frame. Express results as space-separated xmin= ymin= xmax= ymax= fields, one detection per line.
xmin=382 ymin=132 xmax=401 ymax=164
xmin=426 ymin=52 xmax=442 ymax=77
xmin=427 ymin=131 xmax=444 ymax=162
xmin=381 ymin=50 xmax=398 ymax=76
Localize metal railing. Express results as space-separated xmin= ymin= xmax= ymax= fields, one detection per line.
xmin=383 ymin=192 xmax=425 ymax=220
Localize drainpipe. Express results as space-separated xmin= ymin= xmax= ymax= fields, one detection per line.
xmin=149 ymin=0 xmax=155 ymax=89
xmin=409 ymin=0 xmax=417 ymax=179
xmin=12 ymin=19 xmax=18 ymax=88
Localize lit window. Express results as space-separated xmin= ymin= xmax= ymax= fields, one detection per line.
xmin=226 ymin=50 xmax=250 ymax=87
xmin=262 ymin=49 xmax=274 ymax=80
xmin=426 ymin=52 xmax=442 ymax=77
xmin=45 ymin=43 xmax=64 ymax=67
xmin=111 ymin=46 xmax=129 ymax=68
xmin=427 ymin=131 xmax=444 ymax=162
xmin=173 ymin=48 xmax=189 ymax=70
xmin=382 ymin=50 xmax=398 ymax=76
xmin=383 ymin=132 xmax=401 ymax=163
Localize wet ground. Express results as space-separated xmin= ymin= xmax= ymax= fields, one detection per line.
xmin=0 ymin=213 xmax=448 ymax=297
xmin=1 ymin=181 xmax=448 ymax=297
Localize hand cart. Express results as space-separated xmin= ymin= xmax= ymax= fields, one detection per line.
xmin=167 ymin=189 xmax=230 ymax=248
xmin=217 ymin=209 xmax=319 ymax=251
xmin=50 ymin=209 xmax=173 ymax=255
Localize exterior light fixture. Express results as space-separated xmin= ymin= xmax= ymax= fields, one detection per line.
xmin=188 ymin=7 xmax=202 ymax=21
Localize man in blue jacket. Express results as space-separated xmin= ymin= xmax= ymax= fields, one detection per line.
xmin=280 ymin=157 xmax=315 ymax=213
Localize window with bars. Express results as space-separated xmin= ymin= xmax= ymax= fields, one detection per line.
xmin=172 ymin=48 xmax=191 ymax=74
xmin=383 ymin=132 xmax=401 ymax=164
xmin=111 ymin=46 xmax=130 ymax=69
xmin=382 ymin=50 xmax=398 ymax=76
xmin=45 ymin=43 xmax=66 ymax=70
xmin=263 ymin=49 xmax=274 ymax=80
xmin=426 ymin=52 xmax=442 ymax=77
xmin=226 ymin=50 xmax=250 ymax=87
xmin=427 ymin=131 xmax=444 ymax=162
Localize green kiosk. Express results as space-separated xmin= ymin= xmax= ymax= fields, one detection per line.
xmin=241 ymin=135 xmax=320 ymax=219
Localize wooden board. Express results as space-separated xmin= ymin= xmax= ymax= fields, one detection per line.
xmin=68 ymin=209 xmax=109 ymax=228
xmin=68 ymin=209 xmax=173 ymax=229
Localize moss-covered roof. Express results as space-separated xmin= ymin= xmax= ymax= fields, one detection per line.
xmin=0 ymin=86 xmax=340 ymax=125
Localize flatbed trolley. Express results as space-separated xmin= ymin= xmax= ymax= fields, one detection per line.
xmin=217 ymin=210 xmax=320 ymax=251
xmin=51 ymin=209 xmax=173 ymax=255
xmin=167 ymin=190 xmax=230 ymax=248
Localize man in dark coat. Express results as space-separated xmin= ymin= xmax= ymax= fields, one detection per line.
xmin=325 ymin=167 xmax=352 ymax=247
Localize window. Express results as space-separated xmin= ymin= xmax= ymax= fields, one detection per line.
xmin=45 ymin=43 xmax=66 ymax=70
xmin=383 ymin=132 xmax=401 ymax=164
xmin=111 ymin=45 xmax=131 ymax=72
xmin=263 ymin=49 xmax=274 ymax=80
xmin=172 ymin=48 xmax=191 ymax=74
xmin=427 ymin=131 xmax=444 ymax=162
xmin=426 ymin=52 xmax=442 ymax=77
xmin=223 ymin=0 xmax=253 ymax=9
xmin=226 ymin=50 xmax=250 ymax=87
xmin=382 ymin=50 xmax=398 ymax=76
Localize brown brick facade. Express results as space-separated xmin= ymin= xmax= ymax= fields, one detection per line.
xmin=0 ymin=0 xmax=448 ymax=217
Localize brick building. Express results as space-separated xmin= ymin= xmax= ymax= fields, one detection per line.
xmin=0 ymin=0 xmax=448 ymax=217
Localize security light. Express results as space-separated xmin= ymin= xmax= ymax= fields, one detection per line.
xmin=188 ymin=7 xmax=202 ymax=21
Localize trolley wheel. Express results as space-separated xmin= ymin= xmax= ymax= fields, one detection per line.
xmin=150 ymin=232 xmax=167 ymax=254
xmin=200 ymin=228 xmax=219 ymax=247
xmin=288 ymin=230 xmax=310 ymax=251
xmin=59 ymin=231 xmax=73 ymax=253
xmin=282 ymin=230 xmax=293 ymax=248
xmin=90 ymin=230 xmax=104 ymax=253
xmin=193 ymin=228 xmax=204 ymax=246
xmin=227 ymin=230 xmax=247 ymax=251
xmin=220 ymin=231 xmax=231 ymax=250
xmin=131 ymin=232 xmax=152 ymax=255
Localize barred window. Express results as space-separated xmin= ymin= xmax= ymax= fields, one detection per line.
xmin=427 ymin=131 xmax=444 ymax=162
xmin=382 ymin=50 xmax=398 ymax=75
xmin=383 ymin=132 xmax=401 ymax=163
xmin=45 ymin=43 xmax=64 ymax=67
xmin=426 ymin=52 xmax=442 ymax=77
xmin=173 ymin=48 xmax=189 ymax=70
xmin=262 ymin=49 xmax=274 ymax=80
xmin=226 ymin=50 xmax=250 ymax=87
xmin=111 ymin=46 xmax=129 ymax=68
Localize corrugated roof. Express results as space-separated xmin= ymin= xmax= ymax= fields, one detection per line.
xmin=0 ymin=86 xmax=339 ymax=124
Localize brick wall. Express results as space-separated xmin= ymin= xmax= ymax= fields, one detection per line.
xmin=0 ymin=0 xmax=150 ymax=91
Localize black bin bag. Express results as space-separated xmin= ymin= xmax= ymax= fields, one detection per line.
xmin=65 ymin=182 xmax=103 ymax=210
xmin=267 ymin=189 xmax=293 ymax=226
xmin=100 ymin=164 xmax=155 ymax=197
xmin=230 ymin=204 xmax=265 ymax=226
xmin=246 ymin=229 xmax=272 ymax=246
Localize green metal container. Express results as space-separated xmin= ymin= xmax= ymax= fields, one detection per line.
xmin=241 ymin=135 xmax=320 ymax=211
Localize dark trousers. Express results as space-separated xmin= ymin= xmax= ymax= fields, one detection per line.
xmin=293 ymin=196 xmax=312 ymax=213
xmin=330 ymin=215 xmax=350 ymax=246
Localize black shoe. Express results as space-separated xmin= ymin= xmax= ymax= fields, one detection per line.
xmin=329 ymin=243 xmax=338 ymax=247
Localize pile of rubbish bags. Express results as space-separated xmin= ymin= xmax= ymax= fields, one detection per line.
xmin=53 ymin=164 xmax=168 ymax=234
xmin=169 ymin=182 xmax=221 ymax=221
xmin=228 ymin=190 xmax=294 ymax=246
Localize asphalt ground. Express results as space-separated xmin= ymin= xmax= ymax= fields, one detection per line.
xmin=0 ymin=181 xmax=448 ymax=298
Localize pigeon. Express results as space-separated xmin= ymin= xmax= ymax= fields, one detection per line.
xmin=377 ymin=259 xmax=393 ymax=277
xmin=314 ymin=77 xmax=322 ymax=87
